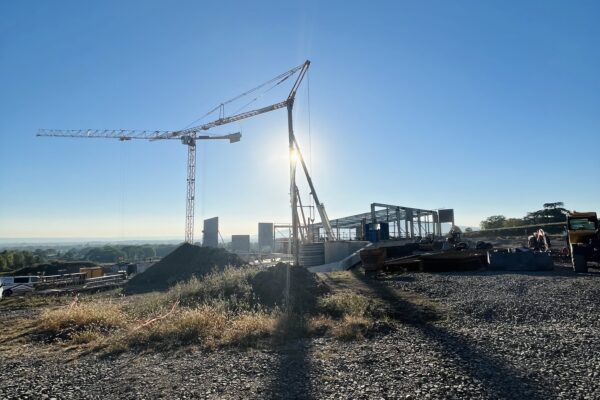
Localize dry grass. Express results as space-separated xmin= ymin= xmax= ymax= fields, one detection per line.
xmin=308 ymin=314 xmax=374 ymax=340
xmin=330 ymin=315 xmax=373 ymax=340
xmin=37 ymin=302 xmax=127 ymax=341
xmin=114 ymin=307 xmax=278 ymax=351
xmin=318 ymin=290 xmax=384 ymax=318
xmin=170 ymin=267 xmax=258 ymax=309
xmin=123 ymin=306 xmax=227 ymax=350
xmin=31 ymin=270 xmax=280 ymax=351
xmin=25 ymin=267 xmax=396 ymax=351
xmin=318 ymin=291 xmax=370 ymax=317
xmin=309 ymin=291 xmax=387 ymax=340
xmin=307 ymin=315 xmax=336 ymax=335
xmin=222 ymin=312 xmax=278 ymax=346
xmin=71 ymin=329 xmax=105 ymax=344
xmin=33 ymin=289 xmax=384 ymax=349
xmin=123 ymin=267 xmax=260 ymax=318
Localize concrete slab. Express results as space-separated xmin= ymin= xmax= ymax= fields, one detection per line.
xmin=308 ymin=242 xmax=373 ymax=272
xmin=307 ymin=262 xmax=342 ymax=273
xmin=324 ymin=241 xmax=370 ymax=263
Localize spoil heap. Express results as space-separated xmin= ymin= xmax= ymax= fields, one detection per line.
xmin=123 ymin=243 xmax=244 ymax=294
xmin=250 ymin=262 xmax=328 ymax=313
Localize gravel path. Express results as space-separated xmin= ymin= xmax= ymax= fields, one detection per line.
xmin=1 ymin=268 xmax=600 ymax=399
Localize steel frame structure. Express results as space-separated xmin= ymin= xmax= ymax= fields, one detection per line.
xmin=311 ymin=203 xmax=447 ymax=241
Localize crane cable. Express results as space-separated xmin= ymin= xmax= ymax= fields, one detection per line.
xmin=182 ymin=63 xmax=304 ymax=130
xmin=230 ymin=73 xmax=290 ymax=116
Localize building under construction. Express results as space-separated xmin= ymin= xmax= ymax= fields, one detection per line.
xmin=311 ymin=203 xmax=455 ymax=242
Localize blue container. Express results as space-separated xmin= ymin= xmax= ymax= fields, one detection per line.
xmin=365 ymin=229 xmax=377 ymax=243
xmin=365 ymin=222 xmax=390 ymax=242
xmin=380 ymin=222 xmax=390 ymax=240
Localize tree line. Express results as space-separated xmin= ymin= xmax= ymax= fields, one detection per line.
xmin=480 ymin=202 xmax=568 ymax=230
xmin=0 ymin=250 xmax=44 ymax=271
xmin=0 ymin=244 xmax=180 ymax=272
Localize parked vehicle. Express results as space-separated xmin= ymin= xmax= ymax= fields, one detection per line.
xmin=0 ymin=276 xmax=39 ymax=297
xmin=566 ymin=211 xmax=600 ymax=272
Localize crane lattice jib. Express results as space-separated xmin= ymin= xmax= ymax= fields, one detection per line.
xmin=157 ymin=100 xmax=289 ymax=140
xmin=37 ymin=129 xmax=176 ymax=140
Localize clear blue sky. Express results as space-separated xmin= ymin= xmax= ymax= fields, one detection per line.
xmin=1 ymin=0 xmax=599 ymax=240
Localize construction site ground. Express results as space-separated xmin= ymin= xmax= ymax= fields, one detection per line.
xmin=1 ymin=265 xmax=600 ymax=399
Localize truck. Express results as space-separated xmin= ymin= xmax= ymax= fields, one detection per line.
xmin=566 ymin=211 xmax=600 ymax=273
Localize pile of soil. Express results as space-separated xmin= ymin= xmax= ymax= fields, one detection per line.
xmin=123 ymin=243 xmax=244 ymax=295
xmin=250 ymin=262 xmax=328 ymax=313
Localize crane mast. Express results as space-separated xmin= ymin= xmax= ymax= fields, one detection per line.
xmin=182 ymin=136 xmax=197 ymax=244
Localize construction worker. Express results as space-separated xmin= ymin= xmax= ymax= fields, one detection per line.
xmin=536 ymin=229 xmax=551 ymax=251
xmin=447 ymin=226 xmax=462 ymax=245
xmin=528 ymin=231 xmax=538 ymax=249
xmin=529 ymin=229 xmax=551 ymax=251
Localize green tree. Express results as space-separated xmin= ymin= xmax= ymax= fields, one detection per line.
xmin=139 ymin=245 xmax=156 ymax=259
xmin=23 ymin=251 xmax=35 ymax=266
xmin=524 ymin=203 xmax=568 ymax=225
xmin=85 ymin=246 xmax=126 ymax=263
xmin=543 ymin=202 xmax=564 ymax=210
xmin=12 ymin=252 xmax=25 ymax=268
xmin=33 ymin=249 xmax=47 ymax=263
xmin=63 ymin=248 xmax=79 ymax=261
xmin=2 ymin=251 xmax=14 ymax=268
xmin=503 ymin=218 xmax=525 ymax=227
xmin=480 ymin=215 xmax=507 ymax=230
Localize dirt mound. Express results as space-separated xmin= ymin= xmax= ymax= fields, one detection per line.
xmin=250 ymin=262 xmax=328 ymax=313
xmin=123 ymin=243 xmax=244 ymax=295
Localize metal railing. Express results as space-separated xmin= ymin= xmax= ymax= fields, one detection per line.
xmin=83 ymin=274 xmax=126 ymax=289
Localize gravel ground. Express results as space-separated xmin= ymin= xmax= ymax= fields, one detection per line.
xmin=1 ymin=267 xmax=600 ymax=399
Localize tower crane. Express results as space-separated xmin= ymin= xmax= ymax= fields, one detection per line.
xmin=37 ymin=128 xmax=241 ymax=244
xmin=38 ymin=60 xmax=335 ymax=263
xmin=152 ymin=60 xmax=336 ymax=261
